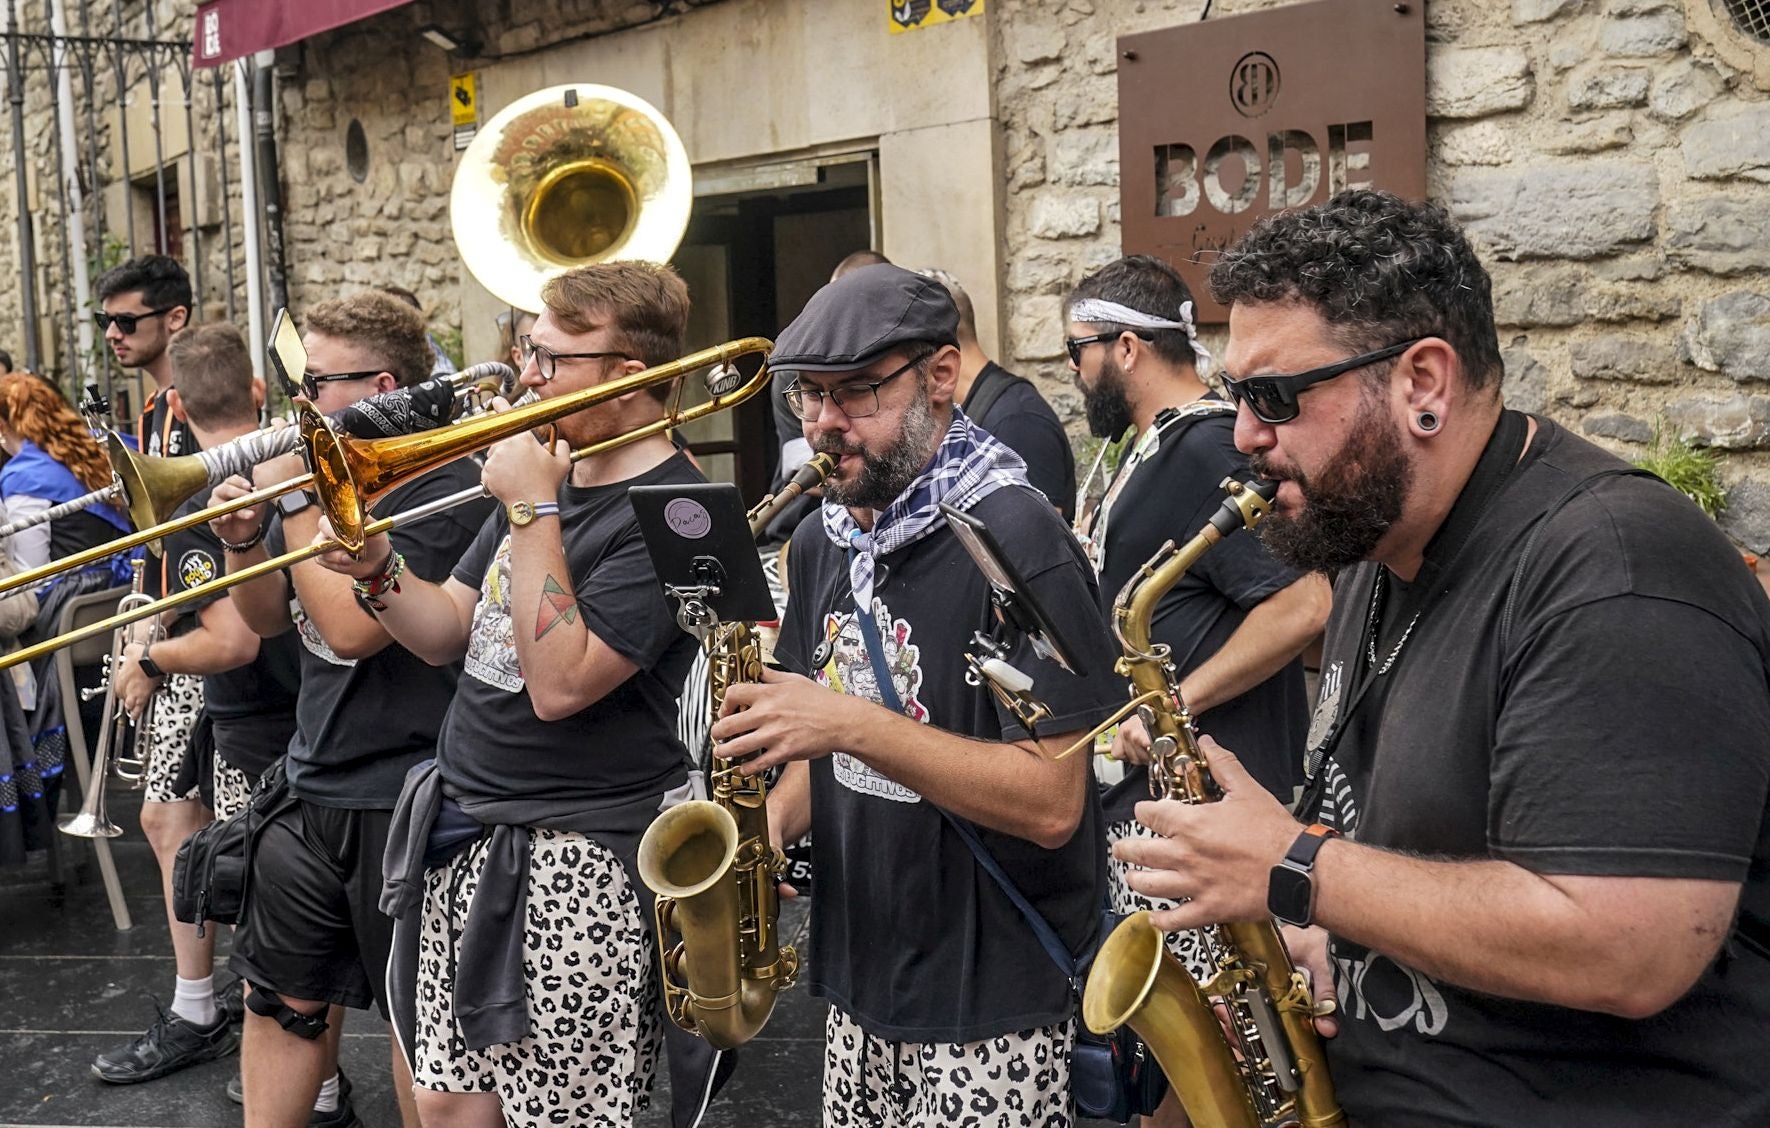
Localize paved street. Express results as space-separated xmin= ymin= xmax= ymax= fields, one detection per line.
xmin=0 ymin=787 xmax=825 ymax=1128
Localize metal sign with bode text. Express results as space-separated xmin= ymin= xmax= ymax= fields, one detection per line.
xmin=1118 ymin=0 xmax=1426 ymax=323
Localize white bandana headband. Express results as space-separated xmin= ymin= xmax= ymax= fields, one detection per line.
xmin=1069 ymin=297 xmax=1214 ymax=376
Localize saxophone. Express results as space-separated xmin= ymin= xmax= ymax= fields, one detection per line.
xmin=635 ymin=453 xmax=835 ymax=1049
xmin=1071 ymin=477 xmax=1345 ymax=1128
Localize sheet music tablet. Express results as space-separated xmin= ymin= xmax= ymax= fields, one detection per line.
xmin=630 ymin=482 xmax=777 ymax=624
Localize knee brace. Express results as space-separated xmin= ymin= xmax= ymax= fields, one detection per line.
xmin=243 ymin=983 xmax=329 ymax=1041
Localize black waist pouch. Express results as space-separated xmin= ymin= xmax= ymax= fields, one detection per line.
xmin=172 ymin=756 xmax=293 ymax=936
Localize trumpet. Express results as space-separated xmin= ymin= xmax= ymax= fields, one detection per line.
xmin=58 ymin=557 xmax=157 ymax=838
xmin=0 ymin=339 xmax=775 ymax=673
xmin=0 ymin=361 xmax=516 ymax=549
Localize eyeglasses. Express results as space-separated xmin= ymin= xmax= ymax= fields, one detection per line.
xmin=1221 ymin=339 xmax=1425 ymax=424
xmin=301 ymin=369 xmax=384 ymax=399
xmin=1065 ymin=330 xmax=1152 ymax=366
xmin=783 ymin=353 xmax=928 ymax=422
xmin=519 ymin=335 xmax=631 ymax=382
xmin=94 ymin=307 xmax=177 ymax=335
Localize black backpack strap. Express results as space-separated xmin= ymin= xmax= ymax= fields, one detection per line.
xmin=962 ymin=365 xmax=1017 ymax=428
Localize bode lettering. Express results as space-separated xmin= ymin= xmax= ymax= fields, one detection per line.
xmin=1154 ymin=120 xmax=1376 ymax=218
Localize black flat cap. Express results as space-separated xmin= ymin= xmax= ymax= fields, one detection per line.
xmin=771 ymin=264 xmax=959 ymax=373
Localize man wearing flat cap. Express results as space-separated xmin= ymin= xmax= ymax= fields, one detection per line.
xmin=711 ymin=264 xmax=1125 ymax=1126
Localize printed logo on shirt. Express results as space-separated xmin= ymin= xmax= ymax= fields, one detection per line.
xmin=1305 ymin=659 xmax=1343 ymax=753
xmin=464 ymin=534 xmax=523 ymax=692
xmin=178 ymin=548 xmax=217 ymax=589
xmin=290 ymin=593 xmax=354 ymax=667
xmin=1332 ymin=946 xmax=1450 ymax=1037
xmin=815 ymin=601 xmax=926 ymax=804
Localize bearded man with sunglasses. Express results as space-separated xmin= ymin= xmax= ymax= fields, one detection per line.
xmin=208 ymin=289 xmax=491 ymax=1128
xmin=1062 ymin=254 xmax=1331 ymax=1128
xmin=1119 ymin=189 xmax=1770 ymax=1127
xmin=711 ymin=265 xmax=1127 ymax=1126
xmin=97 ymin=254 xmax=195 ymax=459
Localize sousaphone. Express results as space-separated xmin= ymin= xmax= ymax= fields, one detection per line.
xmin=451 ymin=84 xmax=693 ymax=313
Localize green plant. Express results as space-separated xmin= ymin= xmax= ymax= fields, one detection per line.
xmin=434 ymin=325 xmax=465 ymax=371
xmin=1633 ymin=428 xmax=1727 ymax=520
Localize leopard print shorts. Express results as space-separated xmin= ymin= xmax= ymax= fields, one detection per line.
xmin=141 ymin=673 xmax=203 ymax=805
xmin=822 ymin=1006 xmax=1074 ymax=1128
xmin=211 ymin=752 xmax=253 ymax=821
xmin=411 ymin=828 xmax=661 ymax=1128
xmin=1105 ymin=817 xmax=1215 ymax=979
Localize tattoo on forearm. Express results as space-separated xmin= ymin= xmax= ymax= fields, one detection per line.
xmin=535 ymin=574 xmax=579 ymax=639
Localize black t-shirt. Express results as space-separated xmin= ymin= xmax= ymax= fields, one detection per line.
xmin=162 ymin=493 xmax=300 ymax=775
xmin=435 ymin=453 xmax=703 ymax=810
xmin=774 ymin=484 xmax=1125 ymax=1043
xmin=278 ymin=460 xmax=492 ymax=808
xmin=1094 ymin=412 xmax=1306 ymax=818
xmin=964 ymin=363 xmax=1077 ymax=523
xmin=137 ymin=388 xmax=199 ymax=599
xmin=1306 ymin=416 xmax=1770 ymax=1127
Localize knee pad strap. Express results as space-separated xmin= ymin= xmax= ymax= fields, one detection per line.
xmin=243 ymin=984 xmax=329 ymax=1041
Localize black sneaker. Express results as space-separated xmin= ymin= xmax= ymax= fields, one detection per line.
xmin=217 ymin=975 xmax=245 ymax=1025
xmin=92 ymin=1000 xmax=239 ymax=1084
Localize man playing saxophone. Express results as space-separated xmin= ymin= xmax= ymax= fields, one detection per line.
xmin=319 ymin=262 xmax=707 ymax=1128
xmin=709 ymin=265 xmax=1127 ymax=1127
xmin=1120 ymin=189 xmax=1770 ymax=1126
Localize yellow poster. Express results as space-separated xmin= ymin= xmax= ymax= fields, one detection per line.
xmin=450 ymin=72 xmax=478 ymax=127
xmin=888 ymin=0 xmax=985 ymax=34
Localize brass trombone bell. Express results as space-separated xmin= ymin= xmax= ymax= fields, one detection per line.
xmin=104 ymin=432 xmax=214 ymax=556
xmin=0 ymin=338 xmax=776 ymax=671
xmin=451 ymin=84 xmax=693 ymax=314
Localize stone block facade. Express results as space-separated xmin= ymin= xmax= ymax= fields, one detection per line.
xmin=989 ymin=0 xmax=1770 ymax=551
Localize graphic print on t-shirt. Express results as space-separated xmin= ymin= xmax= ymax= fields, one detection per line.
xmin=464 ymin=534 xmax=522 ymax=692
xmin=814 ymin=599 xmax=926 ymax=804
xmin=290 ymin=594 xmax=354 ymax=667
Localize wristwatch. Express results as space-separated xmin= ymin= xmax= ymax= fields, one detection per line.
xmin=1267 ymin=823 xmax=1339 ymax=927
xmin=136 ymin=646 xmax=165 ymax=680
xmin=507 ymin=500 xmax=560 ymax=528
xmin=277 ymin=489 xmax=316 ymax=519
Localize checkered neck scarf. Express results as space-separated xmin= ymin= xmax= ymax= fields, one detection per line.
xmin=822 ymin=408 xmax=1031 ymax=610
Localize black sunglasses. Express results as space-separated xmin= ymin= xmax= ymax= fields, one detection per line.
xmin=1221 ymin=339 xmax=1425 ymax=424
xmin=301 ymin=369 xmax=384 ymax=399
xmin=1065 ymin=330 xmax=1153 ymax=366
xmin=94 ymin=307 xmax=177 ymax=335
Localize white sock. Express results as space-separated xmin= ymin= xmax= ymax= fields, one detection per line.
xmin=170 ymin=974 xmax=217 ymax=1026
xmin=313 ymin=1073 xmax=340 ymax=1113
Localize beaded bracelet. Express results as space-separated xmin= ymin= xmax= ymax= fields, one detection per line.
xmin=218 ymin=526 xmax=267 ymax=554
xmin=352 ymin=549 xmax=408 ymax=612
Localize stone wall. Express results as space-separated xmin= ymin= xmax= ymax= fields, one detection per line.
xmin=987 ymin=0 xmax=1770 ymax=551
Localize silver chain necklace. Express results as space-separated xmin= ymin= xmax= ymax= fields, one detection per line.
xmin=1364 ymin=571 xmax=1421 ymax=676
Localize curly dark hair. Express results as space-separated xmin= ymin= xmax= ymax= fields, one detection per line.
xmin=96 ymin=254 xmax=192 ymax=312
xmin=1065 ymin=255 xmax=1200 ymax=369
xmin=1207 ymin=189 xmax=1503 ymax=393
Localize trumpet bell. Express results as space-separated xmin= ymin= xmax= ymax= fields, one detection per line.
xmin=104 ymin=432 xmax=214 ymax=554
xmin=58 ymin=808 xmax=124 ymax=839
xmin=452 ymin=84 xmax=692 ymax=314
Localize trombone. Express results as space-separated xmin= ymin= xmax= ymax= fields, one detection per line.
xmin=0 ymin=338 xmax=774 ymax=674
xmin=0 ymin=361 xmax=515 ymax=548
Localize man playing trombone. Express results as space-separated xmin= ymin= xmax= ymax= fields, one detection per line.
xmin=210 ymin=290 xmax=490 ymax=1128
xmin=315 ymin=262 xmax=707 ymax=1128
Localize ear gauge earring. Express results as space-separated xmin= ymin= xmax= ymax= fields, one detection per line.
xmin=1417 ymin=411 xmax=1440 ymax=432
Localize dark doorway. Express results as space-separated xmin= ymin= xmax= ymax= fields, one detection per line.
xmin=672 ymin=157 xmax=873 ymax=502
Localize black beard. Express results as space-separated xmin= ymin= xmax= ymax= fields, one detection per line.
xmin=1251 ymin=397 xmax=1412 ymax=574
xmin=816 ymin=386 xmax=940 ymax=510
xmin=1081 ymin=354 xmax=1135 ymax=439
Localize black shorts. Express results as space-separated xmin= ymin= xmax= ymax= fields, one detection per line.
xmin=230 ymin=799 xmax=396 ymax=1016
